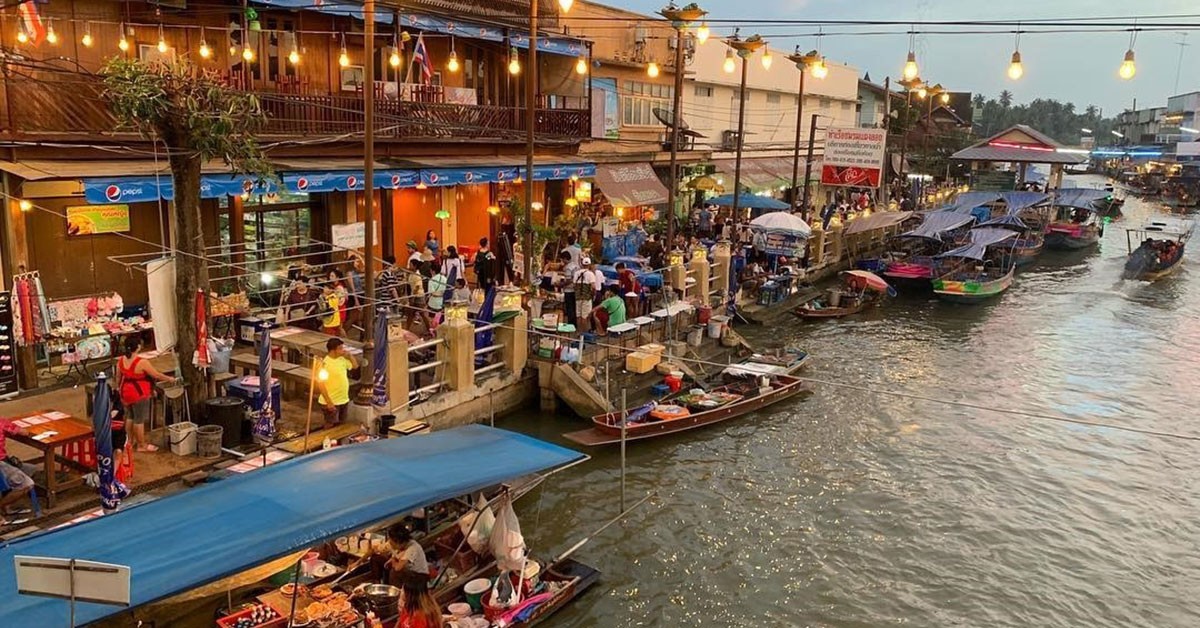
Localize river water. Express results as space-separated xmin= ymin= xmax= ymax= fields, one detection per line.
xmin=502 ymin=175 xmax=1200 ymax=628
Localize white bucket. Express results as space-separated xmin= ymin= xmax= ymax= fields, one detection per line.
xmin=707 ymin=316 xmax=729 ymax=339
xmin=168 ymin=422 xmax=197 ymax=456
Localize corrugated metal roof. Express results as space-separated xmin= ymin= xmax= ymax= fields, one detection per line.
xmin=951 ymin=146 xmax=1086 ymax=164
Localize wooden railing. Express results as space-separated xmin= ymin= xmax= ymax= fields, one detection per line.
xmin=1 ymin=77 xmax=589 ymax=142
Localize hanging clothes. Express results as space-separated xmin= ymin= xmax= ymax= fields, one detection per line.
xmin=15 ymin=277 xmax=33 ymax=345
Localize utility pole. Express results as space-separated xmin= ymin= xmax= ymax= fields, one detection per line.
xmin=362 ymin=0 xmax=376 ymax=366
xmin=879 ymin=76 xmax=891 ymax=205
xmin=664 ymin=23 xmax=688 ymax=247
xmin=801 ymin=113 xmax=818 ymax=211
xmin=524 ymin=0 xmax=538 ymax=284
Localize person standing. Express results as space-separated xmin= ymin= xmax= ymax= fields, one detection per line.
xmin=440 ymin=245 xmax=466 ymax=284
xmin=115 ymin=337 xmax=175 ymax=452
xmin=474 ymin=237 xmax=496 ymax=291
xmin=284 ymin=279 xmax=318 ymax=330
xmin=561 ymin=233 xmax=583 ymax=269
xmin=319 ymin=282 xmax=344 ymax=337
xmin=377 ymin=255 xmax=401 ymax=311
xmin=697 ymin=205 xmax=713 ymax=238
xmin=317 ymin=338 xmax=358 ymax=429
xmin=405 ymin=240 xmax=422 ymax=268
xmin=572 ymin=257 xmax=599 ymax=331
xmin=423 ymin=229 xmax=439 ymax=259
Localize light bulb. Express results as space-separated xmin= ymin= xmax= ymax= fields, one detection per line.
xmin=16 ymin=30 xmax=27 ymax=44
xmin=917 ymin=87 xmax=927 ymax=99
xmin=941 ymin=92 xmax=950 ymax=104
xmin=81 ymin=32 xmax=93 ymax=47
xmin=260 ymin=272 xmax=274 ymax=285
xmin=158 ymin=38 xmax=168 ymax=54
xmin=18 ymin=199 xmax=32 ymax=211
xmin=389 ymin=48 xmax=401 ymax=67
xmin=1119 ymin=49 xmax=1136 ymax=80
xmin=339 ymin=49 xmax=350 ymax=68
xmin=199 ymin=41 xmax=212 ymax=59
xmin=487 ymin=205 xmax=501 ymax=215
xmin=288 ymin=48 xmax=300 ymax=64
xmin=723 ymin=48 xmax=736 ymax=73
xmin=903 ymin=51 xmax=919 ymax=81
xmin=416 ymin=181 xmax=428 ymax=190
xmin=1007 ymin=51 xmax=1023 ymax=80
xmin=242 ymin=46 xmax=255 ymax=61
xmin=118 ymin=35 xmax=130 ymax=52
xmin=696 ymin=22 xmax=710 ymax=45
xmin=575 ymin=56 xmax=587 ymax=75
xmin=46 ymin=23 xmax=58 ymax=45
xmin=558 ymin=0 xmax=574 ymax=11
xmin=447 ymin=49 xmax=459 ymax=73
xmin=508 ymin=53 xmax=521 ymax=75
xmin=647 ymin=61 xmax=660 ymax=78
xmin=812 ymin=58 xmax=828 ymax=79
xmin=761 ymin=49 xmax=773 ymax=70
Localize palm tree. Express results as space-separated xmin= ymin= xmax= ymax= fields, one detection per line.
xmin=999 ymin=90 xmax=1014 ymax=108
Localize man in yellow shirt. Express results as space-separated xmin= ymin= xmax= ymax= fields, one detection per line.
xmin=317 ymin=338 xmax=359 ymax=428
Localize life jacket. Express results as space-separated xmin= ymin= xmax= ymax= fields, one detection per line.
xmin=118 ymin=357 xmax=152 ymax=405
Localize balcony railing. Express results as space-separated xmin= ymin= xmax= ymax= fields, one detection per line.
xmin=1 ymin=76 xmax=589 ymax=143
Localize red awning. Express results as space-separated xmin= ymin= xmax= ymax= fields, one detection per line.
xmin=593 ymin=163 xmax=669 ymax=207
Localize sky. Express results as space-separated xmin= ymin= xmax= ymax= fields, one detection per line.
xmin=617 ymin=0 xmax=1200 ymax=115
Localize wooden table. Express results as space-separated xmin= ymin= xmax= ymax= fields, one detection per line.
xmin=7 ymin=410 xmax=96 ymax=507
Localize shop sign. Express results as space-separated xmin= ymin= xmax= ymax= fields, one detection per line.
xmin=331 ymin=221 xmax=381 ymax=250
xmin=84 ymin=177 xmax=169 ymax=204
xmin=67 ymin=204 xmax=130 ymax=236
xmin=284 ymin=171 xmax=366 ymax=193
xmin=820 ymin=127 xmax=888 ymax=188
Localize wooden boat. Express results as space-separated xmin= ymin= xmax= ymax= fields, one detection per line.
xmin=1011 ymin=234 xmax=1044 ymax=266
xmin=932 ymin=227 xmax=1019 ymax=303
xmin=1045 ymin=207 xmax=1102 ymax=249
xmin=881 ymin=211 xmax=976 ymax=290
xmin=1123 ymin=218 xmax=1194 ymax=281
xmin=563 ymin=375 xmax=808 ymax=446
xmin=794 ymin=290 xmax=878 ymax=319
xmin=435 ymin=557 xmax=600 ymax=627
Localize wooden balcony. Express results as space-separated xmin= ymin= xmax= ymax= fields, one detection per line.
xmin=1 ymin=75 xmax=589 ymax=144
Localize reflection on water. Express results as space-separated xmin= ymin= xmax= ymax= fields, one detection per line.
xmin=500 ymin=177 xmax=1200 ymax=628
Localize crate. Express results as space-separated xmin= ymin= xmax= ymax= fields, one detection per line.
xmin=168 ymin=421 xmax=198 ymax=456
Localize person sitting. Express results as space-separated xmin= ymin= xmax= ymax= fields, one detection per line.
xmin=590 ymin=286 xmax=627 ymax=335
xmin=0 ymin=415 xmax=34 ymax=525
xmin=385 ymin=524 xmax=430 ymax=588
xmin=451 ymin=278 xmax=472 ymax=303
xmin=396 ymin=571 xmax=440 ymax=628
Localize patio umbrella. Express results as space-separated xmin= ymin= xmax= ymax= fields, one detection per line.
xmin=707 ymin=193 xmax=790 ymax=211
xmin=251 ymin=323 xmax=276 ymax=444
xmin=371 ymin=307 xmax=389 ymax=408
xmin=92 ymin=373 xmax=129 ymax=514
xmin=474 ymin=287 xmax=496 ymax=367
xmin=841 ymin=270 xmax=893 ymax=295
xmin=749 ymin=211 xmax=813 ymax=238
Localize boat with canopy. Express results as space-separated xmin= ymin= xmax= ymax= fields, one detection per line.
xmin=881 ymin=210 xmax=977 ymax=288
xmin=979 ymin=191 xmax=1051 ymax=266
xmin=932 ymin=227 xmax=1019 ymax=302
xmin=794 ymin=270 xmax=893 ymax=319
xmin=1124 ymin=218 xmax=1195 ymax=281
xmin=0 ymin=426 xmax=595 ymax=628
xmin=1046 ymin=189 xmax=1107 ymax=249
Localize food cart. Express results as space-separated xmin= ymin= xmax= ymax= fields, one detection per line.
xmin=0 ymin=426 xmax=593 ymax=628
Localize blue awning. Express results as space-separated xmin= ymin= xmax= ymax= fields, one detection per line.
xmin=83 ymin=175 xmax=279 ymax=204
xmin=0 ymin=425 xmax=584 ymax=626
xmin=936 ymin=227 xmax=1017 ymax=260
xmin=707 ymin=193 xmax=790 ymax=211
xmin=901 ymin=210 xmax=976 ymax=240
xmin=420 ymin=163 xmax=596 ymax=187
xmin=938 ymin=191 xmax=1002 ymax=215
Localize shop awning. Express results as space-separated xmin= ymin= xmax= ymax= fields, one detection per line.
xmin=0 ymin=425 xmax=585 ymax=626
xmin=843 ymin=210 xmax=915 ymax=235
xmin=593 ymin=163 xmax=669 ymax=207
xmin=82 ymin=174 xmax=284 ymax=204
xmin=712 ymin=157 xmax=816 ymax=190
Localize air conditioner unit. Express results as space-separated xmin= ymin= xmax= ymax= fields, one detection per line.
xmin=722 ymin=130 xmax=740 ymax=151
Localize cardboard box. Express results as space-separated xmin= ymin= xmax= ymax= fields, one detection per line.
xmin=625 ymin=351 xmax=661 ymax=374
xmin=638 ymin=343 xmax=666 ymax=356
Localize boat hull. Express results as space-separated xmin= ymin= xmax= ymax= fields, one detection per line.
xmin=1044 ymin=230 xmax=1100 ymax=250
xmin=1124 ymin=246 xmax=1187 ymax=281
xmin=883 ymin=262 xmax=936 ymax=291
xmin=932 ymin=267 xmax=1015 ymax=303
xmin=1012 ymin=240 xmax=1043 ymax=266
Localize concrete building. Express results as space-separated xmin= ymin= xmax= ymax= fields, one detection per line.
xmin=1115 ymin=106 xmax=1167 ymax=144
xmin=1161 ymin=92 xmax=1200 ymax=142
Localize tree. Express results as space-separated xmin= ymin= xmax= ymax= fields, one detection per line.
xmin=999 ymin=90 xmax=1014 ymax=109
xmin=102 ymin=58 xmax=272 ymax=406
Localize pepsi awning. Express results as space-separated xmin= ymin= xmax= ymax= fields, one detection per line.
xmin=83 ymin=175 xmax=279 ymax=204
xmin=0 ymin=425 xmax=585 ymax=626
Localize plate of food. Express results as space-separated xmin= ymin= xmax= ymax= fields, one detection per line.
xmin=327 ymin=597 xmax=352 ymax=614
xmin=289 ymin=610 xmax=311 ymax=627
xmin=337 ymin=611 xmax=358 ymax=625
xmin=304 ymin=602 xmax=330 ymax=620
xmin=280 ymin=583 xmax=308 ymax=597
xmin=310 ymin=585 xmax=334 ymax=600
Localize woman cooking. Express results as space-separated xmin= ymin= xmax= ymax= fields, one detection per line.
xmin=384 ymin=524 xmax=430 ymax=587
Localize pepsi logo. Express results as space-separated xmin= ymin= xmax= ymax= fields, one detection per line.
xmin=497 ymin=171 xmax=507 ymax=180
xmin=553 ymin=168 xmax=563 ymax=177
xmin=241 ymin=179 xmax=254 ymax=193
xmin=429 ymin=173 xmax=440 ymax=184
xmin=105 ymin=185 xmax=122 ymax=202
xmin=296 ymin=177 xmax=310 ymax=191
xmin=465 ymin=172 xmax=475 ymax=182
xmin=391 ymin=174 xmax=401 ymax=187
xmin=346 ymin=175 xmax=358 ymax=189
xmin=447 ymin=22 xmax=456 ymax=33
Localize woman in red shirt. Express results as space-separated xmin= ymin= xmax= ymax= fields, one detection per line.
xmin=396 ymin=573 xmax=441 ymax=628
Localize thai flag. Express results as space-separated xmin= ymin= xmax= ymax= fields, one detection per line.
xmin=412 ymin=34 xmax=433 ymax=86
xmin=17 ymin=2 xmax=46 ymax=45
xmin=252 ymin=324 xmax=276 ymax=443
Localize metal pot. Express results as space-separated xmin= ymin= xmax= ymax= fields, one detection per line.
xmin=354 ymin=583 xmax=400 ymax=616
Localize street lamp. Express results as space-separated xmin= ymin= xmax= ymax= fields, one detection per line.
xmin=896 ymin=76 xmax=924 ymax=203
xmin=659 ymin=2 xmax=707 ymax=247
xmin=787 ymin=48 xmax=824 ymax=213
xmin=724 ymin=33 xmax=767 ymax=220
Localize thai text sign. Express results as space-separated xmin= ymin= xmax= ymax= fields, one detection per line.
xmin=67 ymin=204 xmax=130 ymax=236
xmin=821 ymin=127 xmax=887 ymax=187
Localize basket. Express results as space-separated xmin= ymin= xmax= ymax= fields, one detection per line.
xmin=196 ymin=425 xmax=224 ymax=459
xmin=168 ymin=422 xmax=198 ymax=456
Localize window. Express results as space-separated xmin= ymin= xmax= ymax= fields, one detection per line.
xmin=622 ymin=80 xmax=674 ymax=127
xmin=695 ymin=85 xmax=713 ymax=98
xmin=766 ymin=93 xmax=782 ymax=104
xmin=819 ymin=97 xmax=831 ymax=109
xmin=841 ymin=101 xmax=852 ymax=111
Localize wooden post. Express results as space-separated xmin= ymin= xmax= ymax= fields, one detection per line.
xmin=711 ymin=241 xmax=732 ymax=298
xmin=386 ymin=323 xmax=410 ymax=416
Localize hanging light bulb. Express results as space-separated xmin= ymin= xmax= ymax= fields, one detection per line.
xmin=16 ymin=29 xmax=27 ymax=45
xmin=157 ymin=24 xmax=168 ymax=54
xmin=558 ymin=0 xmax=574 ymax=11
xmin=647 ymin=61 xmax=660 ymax=78
xmin=288 ymin=47 xmax=300 ymax=65
xmin=81 ymin=22 xmax=93 ymax=48
xmin=199 ymin=27 xmax=212 ymax=59
xmin=508 ymin=47 xmax=521 ymax=75
xmin=917 ymin=86 xmax=927 ymax=99
xmin=696 ymin=22 xmax=710 ymax=45
xmin=118 ymin=24 xmax=130 ymax=52
xmin=447 ymin=38 xmax=460 ymax=73
xmin=941 ymin=91 xmax=950 ymax=104
xmin=761 ymin=49 xmax=773 ymax=70
xmin=1119 ymin=49 xmax=1136 ymax=80
xmin=575 ymin=55 xmax=587 ymax=75
xmin=242 ymin=45 xmax=255 ymax=61
xmin=1007 ymin=51 xmax=1023 ymax=80
xmin=45 ymin=20 xmax=58 ymax=45
xmin=338 ymin=34 xmax=349 ymax=68
xmin=903 ymin=51 xmax=919 ymax=81
xmin=811 ymin=56 xmax=828 ymax=79
xmin=435 ymin=208 xmax=451 ymax=220
xmin=389 ymin=47 xmax=401 ymax=67
xmin=723 ymin=48 xmax=736 ymax=73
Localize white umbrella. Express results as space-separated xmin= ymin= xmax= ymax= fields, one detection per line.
xmin=749 ymin=212 xmax=812 ymax=238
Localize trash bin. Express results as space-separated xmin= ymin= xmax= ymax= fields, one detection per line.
xmin=196 ymin=425 xmax=223 ymax=458
xmin=168 ymin=422 xmax=198 ymax=456
xmin=203 ymin=396 xmax=246 ymax=448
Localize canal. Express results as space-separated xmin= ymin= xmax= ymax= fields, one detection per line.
xmin=501 ymin=176 xmax=1200 ymax=627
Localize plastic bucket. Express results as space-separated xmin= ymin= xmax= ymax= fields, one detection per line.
xmin=707 ymin=316 xmax=729 ymax=339
xmin=196 ymin=425 xmax=224 ymax=459
xmin=464 ymin=578 xmax=492 ymax=613
xmin=697 ymin=305 xmax=712 ymax=325
xmin=168 ymin=421 xmax=197 ymax=456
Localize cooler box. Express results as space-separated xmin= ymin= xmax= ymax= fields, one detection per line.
xmin=625 ymin=351 xmax=660 ymax=374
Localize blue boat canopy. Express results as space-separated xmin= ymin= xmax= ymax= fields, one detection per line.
xmin=0 ymin=426 xmax=584 ymax=627
xmin=936 ymin=227 xmax=1018 ymax=260
xmin=1053 ymin=188 xmax=1110 ymax=210
xmin=938 ymin=191 xmax=1002 ymax=215
xmin=901 ymin=210 xmax=976 ymax=240
xmin=998 ymin=190 xmax=1050 ymax=213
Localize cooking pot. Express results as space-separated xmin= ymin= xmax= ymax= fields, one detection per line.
xmin=354 ymin=583 xmax=400 ymax=616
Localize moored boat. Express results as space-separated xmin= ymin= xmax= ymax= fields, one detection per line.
xmin=932 ymin=227 xmax=1019 ymax=303
xmin=563 ymin=375 xmax=808 ymax=446
xmin=1046 ymin=189 xmax=1107 ymax=249
xmin=794 ymin=270 xmax=892 ymax=320
xmin=1123 ymin=218 xmax=1195 ymax=281
xmin=881 ymin=211 xmax=976 ymax=289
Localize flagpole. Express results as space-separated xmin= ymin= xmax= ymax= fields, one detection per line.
xmin=303 ymin=356 xmax=318 ymax=454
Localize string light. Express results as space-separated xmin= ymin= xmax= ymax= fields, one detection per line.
xmin=45 ymin=19 xmax=58 ymax=45
xmin=723 ymin=47 xmax=736 ymax=73
xmin=761 ymin=48 xmax=773 ymax=70
xmin=242 ymin=45 xmax=255 ymax=62
xmin=508 ymin=47 xmax=521 ymax=75
xmin=338 ymin=33 xmax=349 ymax=68
xmin=696 ymin=22 xmax=710 ymax=45
xmin=118 ymin=23 xmax=130 ymax=52
xmin=18 ymin=200 xmax=32 ymax=212
xmin=157 ymin=24 xmax=168 ymax=54
xmin=447 ymin=37 xmax=459 ymax=73
xmin=575 ymin=55 xmax=588 ymax=75
xmin=81 ymin=22 xmax=93 ymax=47
xmin=198 ymin=27 xmax=212 ymax=59
xmin=646 ymin=61 xmax=660 ymax=78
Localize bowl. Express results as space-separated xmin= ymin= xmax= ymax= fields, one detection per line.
xmin=447 ymin=602 xmax=472 ymax=618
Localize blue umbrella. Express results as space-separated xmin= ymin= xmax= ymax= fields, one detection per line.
xmin=707 ymin=193 xmax=790 ymax=211
xmin=443 ymin=265 xmax=459 ymax=308
xmin=91 ymin=373 xmax=128 ymax=513
xmin=251 ymin=323 xmax=276 ymax=443
xmin=371 ymin=307 xmax=389 ymax=408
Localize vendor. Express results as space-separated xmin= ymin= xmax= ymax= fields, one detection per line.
xmin=384 ymin=524 xmax=430 ymax=587
xmin=317 ymin=338 xmax=359 ymax=429
xmin=590 ymin=286 xmax=627 ymax=335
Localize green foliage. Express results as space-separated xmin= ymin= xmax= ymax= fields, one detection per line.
xmin=508 ymin=199 xmax=559 ymax=264
xmin=973 ymin=92 xmax=1117 ymax=146
xmin=101 ymin=57 xmax=273 ymax=181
